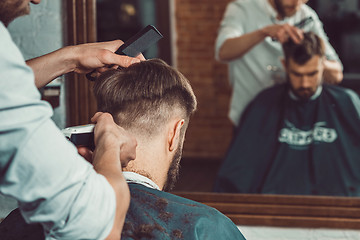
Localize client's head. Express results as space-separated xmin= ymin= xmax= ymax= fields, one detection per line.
xmin=93 ymin=59 xmax=197 ymax=191
xmin=282 ymin=31 xmax=325 ymax=100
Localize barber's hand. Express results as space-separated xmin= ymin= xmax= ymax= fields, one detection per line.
xmin=322 ymin=59 xmax=344 ymax=85
xmin=28 ymin=40 xmax=146 ymax=88
xmin=77 ymin=146 xmax=94 ymax=163
xmin=70 ymin=40 xmax=145 ymax=75
xmin=91 ymin=112 xmax=137 ymax=167
xmin=262 ymin=24 xmax=303 ymax=44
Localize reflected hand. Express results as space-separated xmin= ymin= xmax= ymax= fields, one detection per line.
xmin=262 ymin=24 xmax=303 ymax=44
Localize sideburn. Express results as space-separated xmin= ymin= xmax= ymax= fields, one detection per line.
xmin=162 ymin=146 xmax=182 ymax=192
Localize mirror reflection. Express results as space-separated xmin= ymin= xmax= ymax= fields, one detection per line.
xmin=96 ymin=0 xmax=360 ymax=196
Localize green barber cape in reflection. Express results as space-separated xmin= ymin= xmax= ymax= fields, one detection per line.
xmin=122 ymin=183 xmax=245 ymax=239
xmin=214 ymin=84 xmax=360 ymax=196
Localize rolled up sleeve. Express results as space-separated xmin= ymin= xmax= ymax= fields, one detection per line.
xmin=215 ymin=2 xmax=245 ymax=61
xmin=308 ymin=10 xmax=343 ymax=67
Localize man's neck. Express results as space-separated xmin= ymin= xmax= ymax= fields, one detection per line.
xmin=288 ymin=85 xmax=323 ymax=101
xmin=122 ymin=138 xmax=169 ymax=190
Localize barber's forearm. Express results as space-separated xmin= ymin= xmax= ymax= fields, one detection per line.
xmin=323 ymin=60 xmax=343 ymax=84
xmin=93 ymin=149 xmax=130 ymax=240
xmin=26 ymin=46 xmax=76 ymax=88
xmin=218 ymin=29 xmax=267 ymax=61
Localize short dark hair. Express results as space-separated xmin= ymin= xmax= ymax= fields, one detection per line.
xmin=283 ymin=31 xmax=325 ymax=65
xmin=93 ymin=59 xmax=197 ymax=137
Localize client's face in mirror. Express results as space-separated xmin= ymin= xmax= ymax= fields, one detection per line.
xmin=286 ymin=55 xmax=324 ymax=100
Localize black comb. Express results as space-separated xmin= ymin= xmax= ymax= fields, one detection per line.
xmin=86 ymin=25 xmax=163 ymax=81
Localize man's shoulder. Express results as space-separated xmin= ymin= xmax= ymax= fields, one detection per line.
xmin=253 ymin=84 xmax=288 ymax=102
xmin=300 ymin=3 xmax=319 ymax=16
xmin=324 ymin=84 xmax=359 ymax=101
xmin=296 ymin=3 xmax=321 ymax=24
xmin=323 ymin=84 xmax=360 ymax=112
xmin=128 ymin=183 xmax=221 ymax=215
xmin=126 ymin=184 xmax=246 ymax=239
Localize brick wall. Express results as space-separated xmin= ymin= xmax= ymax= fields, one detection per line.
xmin=175 ymin=0 xmax=233 ymax=160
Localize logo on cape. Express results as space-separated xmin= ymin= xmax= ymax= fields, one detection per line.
xmin=278 ymin=121 xmax=337 ymax=149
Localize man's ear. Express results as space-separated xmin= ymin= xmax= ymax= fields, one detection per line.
xmin=168 ymin=119 xmax=185 ymax=152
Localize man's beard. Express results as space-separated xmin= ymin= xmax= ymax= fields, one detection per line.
xmin=287 ymin=75 xmax=317 ymax=101
xmin=274 ymin=0 xmax=286 ymax=19
xmin=293 ymin=87 xmax=316 ymax=100
xmin=162 ymin=144 xmax=182 ymax=192
xmin=289 ymin=82 xmax=316 ymax=101
xmin=0 ymin=1 xmax=30 ymax=26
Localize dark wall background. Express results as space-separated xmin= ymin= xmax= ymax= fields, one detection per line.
xmin=308 ymin=0 xmax=360 ymax=93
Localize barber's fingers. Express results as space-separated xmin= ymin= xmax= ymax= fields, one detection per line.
xmin=91 ymin=112 xmax=137 ymax=166
xmin=119 ymin=136 xmax=137 ymax=167
xmin=77 ymin=146 xmax=94 ymax=163
xmin=271 ymin=24 xmax=303 ymax=44
xmin=99 ymin=40 xmax=146 ymax=61
xmin=97 ymin=50 xmax=141 ymax=68
xmin=95 ymin=40 xmax=145 ymax=63
xmin=283 ymin=25 xmax=303 ymax=44
xmin=114 ymin=55 xmax=141 ymax=68
xmin=92 ymin=40 xmax=124 ymax=52
xmin=91 ymin=112 xmax=115 ymax=125
xmin=91 ymin=53 xmax=145 ymax=78
xmin=79 ymin=40 xmax=143 ymax=72
xmin=136 ymin=53 xmax=146 ymax=61
xmin=274 ymin=27 xmax=288 ymax=43
xmin=97 ymin=65 xmax=119 ymax=73
xmin=91 ymin=112 xmax=104 ymax=123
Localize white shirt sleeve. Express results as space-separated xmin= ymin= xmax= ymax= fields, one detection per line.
xmin=0 ymin=22 xmax=116 ymax=239
xmin=215 ymin=1 xmax=246 ymax=61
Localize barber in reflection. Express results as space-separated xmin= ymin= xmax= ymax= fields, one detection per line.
xmin=214 ymin=32 xmax=360 ymax=196
xmin=215 ymin=0 xmax=343 ymax=128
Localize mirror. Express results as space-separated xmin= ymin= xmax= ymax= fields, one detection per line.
xmin=92 ymin=0 xmax=234 ymax=192
xmin=66 ymin=0 xmax=360 ymax=211
xmin=64 ymin=0 xmax=360 ymax=234
xmin=168 ymin=0 xmax=360 ymax=195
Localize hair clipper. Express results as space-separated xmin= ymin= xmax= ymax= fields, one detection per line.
xmin=62 ymin=124 xmax=95 ymax=150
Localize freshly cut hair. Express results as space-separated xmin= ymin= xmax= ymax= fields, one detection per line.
xmin=283 ymin=31 xmax=325 ymax=65
xmin=93 ymin=58 xmax=197 ymax=136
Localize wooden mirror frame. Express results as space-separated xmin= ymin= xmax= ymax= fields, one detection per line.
xmin=64 ymin=0 xmax=97 ymax=126
xmin=174 ymin=192 xmax=360 ymax=229
xmin=64 ymin=0 xmax=360 ymax=230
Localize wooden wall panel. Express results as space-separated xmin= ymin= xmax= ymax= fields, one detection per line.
xmin=65 ymin=0 xmax=97 ymax=126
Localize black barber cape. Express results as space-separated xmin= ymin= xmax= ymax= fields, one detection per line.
xmin=0 ymin=183 xmax=246 ymax=240
xmin=214 ymin=84 xmax=360 ymax=196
